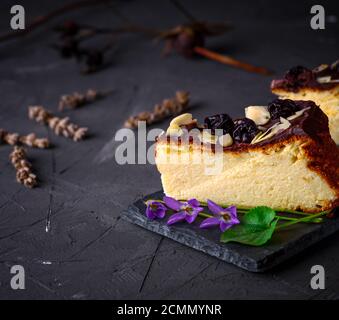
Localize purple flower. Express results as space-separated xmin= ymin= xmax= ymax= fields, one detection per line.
xmin=200 ymin=200 xmax=240 ymax=232
xmin=145 ymin=200 xmax=167 ymax=220
xmin=163 ymin=196 xmax=203 ymax=225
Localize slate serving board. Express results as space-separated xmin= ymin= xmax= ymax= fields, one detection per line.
xmin=122 ymin=191 xmax=339 ymax=272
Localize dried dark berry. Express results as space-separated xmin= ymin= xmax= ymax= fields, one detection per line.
xmin=204 ymin=113 xmax=234 ymax=134
xmin=285 ymin=66 xmax=314 ymax=86
xmin=268 ymin=99 xmax=300 ymax=120
xmin=232 ymin=118 xmax=258 ymax=143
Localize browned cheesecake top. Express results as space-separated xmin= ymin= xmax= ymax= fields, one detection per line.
xmin=159 ymin=100 xmax=333 ymax=151
xmin=271 ymin=61 xmax=339 ymax=92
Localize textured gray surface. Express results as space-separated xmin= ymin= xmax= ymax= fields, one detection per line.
xmin=0 ymin=0 xmax=338 ymax=299
xmin=124 ymin=192 xmax=339 ymax=272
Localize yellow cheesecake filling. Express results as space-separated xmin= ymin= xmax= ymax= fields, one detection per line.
xmin=156 ymin=139 xmax=337 ymax=213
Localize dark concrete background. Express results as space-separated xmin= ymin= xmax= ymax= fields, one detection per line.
xmin=0 ymin=0 xmax=338 ymax=299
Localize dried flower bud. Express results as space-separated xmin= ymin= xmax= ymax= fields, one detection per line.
xmin=59 ymin=89 xmax=102 ymax=111
xmin=9 ymin=146 xmax=37 ymax=188
xmin=124 ymin=91 xmax=190 ymax=128
xmin=28 ymin=105 xmax=88 ymax=142
xmin=0 ymin=128 xmax=49 ymax=148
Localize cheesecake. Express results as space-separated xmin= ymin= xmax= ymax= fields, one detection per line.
xmin=155 ymin=100 xmax=339 ymax=213
xmin=271 ymin=61 xmax=339 ymax=144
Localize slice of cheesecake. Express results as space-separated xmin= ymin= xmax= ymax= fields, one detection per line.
xmin=155 ymin=100 xmax=339 ymax=213
xmin=271 ymin=61 xmax=339 ymax=144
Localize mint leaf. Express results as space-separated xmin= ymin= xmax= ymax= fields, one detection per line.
xmin=220 ymin=206 xmax=278 ymax=246
xmin=220 ymin=219 xmax=278 ymax=246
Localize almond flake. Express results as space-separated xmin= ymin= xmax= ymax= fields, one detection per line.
xmin=287 ymin=107 xmax=310 ymax=121
xmin=218 ymin=134 xmax=233 ymax=147
xmin=316 ymin=76 xmax=339 ymax=84
xmin=245 ymin=106 xmax=271 ymax=125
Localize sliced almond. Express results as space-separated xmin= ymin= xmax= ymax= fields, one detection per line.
xmin=279 ymin=117 xmax=291 ymax=129
xmin=287 ymin=107 xmax=310 ymax=121
xmin=170 ymin=113 xmax=195 ymax=127
xmin=313 ymin=64 xmax=328 ymax=73
xmin=317 ymin=76 xmax=332 ymax=83
xmin=167 ymin=113 xmax=197 ymax=136
xmin=251 ymin=118 xmax=290 ymax=144
xmin=245 ymin=106 xmax=271 ymax=125
xmin=316 ymin=76 xmax=339 ymax=84
xmin=218 ymin=133 xmax=233 ymax=147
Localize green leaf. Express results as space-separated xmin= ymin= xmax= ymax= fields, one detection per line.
xmin=220 ymin=206 xmax=278 ymax=246
xmin=220 ymin=219 xmax=278 ymax=246
xmin=242 ymin=206 xmax=276 ymax=227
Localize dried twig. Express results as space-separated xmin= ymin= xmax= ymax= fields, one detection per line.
xmin=0 ymin=128 xmax=50 ymax=148
xmin=159 ymin=24 xmax=271 ymax=75
xmin=163 ymin=0 xmax=271 ymax=75
xmin=124 ymin=91 xmax=190 ymax=128
xmin=28 ymin=106 xmax=88 ymax=141
xmin=194 ymin=46 xmax=272 ymax=75
xmin=59 ymin=89 xmax=107 ymax=110
xmin=9 ymin=146 xmax=38 ymax=188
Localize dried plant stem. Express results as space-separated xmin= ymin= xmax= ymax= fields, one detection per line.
xmin=28 ymin=106 xmax=88 ymax=141
xmin=9 ymin=146 xmax=38 ymax=188
xmin=0 ymin=129 xmax=49 ymax=148
xmin=0 ymin=0 xmax=113 ymax=43
xmin=194 ymin=46 xmax=272 ymax=75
